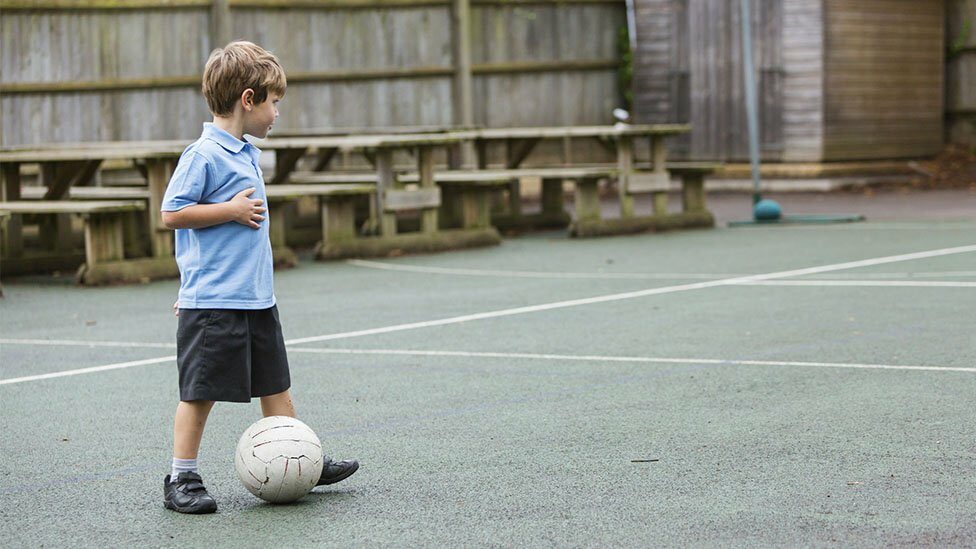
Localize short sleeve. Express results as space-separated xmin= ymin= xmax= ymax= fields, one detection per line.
xmin=161 ymin=151 xmax=211 ymax=212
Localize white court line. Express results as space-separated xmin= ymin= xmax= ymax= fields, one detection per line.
xmin=347 ymin=259 xmax=976 ymax=281
xmin=746 ymin=222 xmax=976 ymax=231
xmin=0 ymin=338 xmax=175 ymax=349
xmin=289 ymin=347 xmax=976 ymax=374
xmin=0 ymin=356 xmax=176 ymax=386
xmin=737 ymin=280 xmax=976 ymax=288
xmin=346 ymin=259 xmax=740 ymax=280
xmin=288 ymin=244 xmax=976 ymax=345
xmin=3 ymin=243 xmax=975 ymax=385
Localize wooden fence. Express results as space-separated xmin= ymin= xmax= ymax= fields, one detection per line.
xmin=0 ymin=0 xmax=627 ymax=146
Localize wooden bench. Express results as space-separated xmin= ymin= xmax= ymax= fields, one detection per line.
xmin=282 ymin=173 xmax=440 ymax=231
xmin=264 ymin=184 xmax=376 ymax=265
xmin=264 ymin=180 xmax=499 ymax=260
xmin=660 ymin=162 xmax=719 ymax=215
xmin=19 ymin=185 xmax=153 ymax=258
xmin=283 ymin=162 xmax=717 ymax=239
xmin=570 ymin=162 xmax=719 ymax=237
xmin=0 ymin=200 xmax=173 ymax=285
xmin=288 ymin=167 xmax=616 ymax=231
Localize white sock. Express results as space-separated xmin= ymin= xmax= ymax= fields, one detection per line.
xmin=171 ymin=457 xmax=198 ymax=480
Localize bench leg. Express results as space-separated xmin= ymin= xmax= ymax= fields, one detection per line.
xmin=507 ymin=180 xmax=522 ymax=217
xmin=146 ymin=159 xmax=175 ymax=257
xmin=2 ymin=163 xmax=23 ymax=258
xmin=541 ymin=178 xmax=564 ymax=217
xmin=619 ymin=193 xmax=635 ymax=218
xmin=84 ymin=213 xmax=125 ymax=267
xmin=438 ymin=187 xmax=462 ymax=229
xmin=575 ymin=177 xmax=601 ymax=223
xmin=375 ymin=150 xmax=398 ymax=237
xmin=459 ymin=188 xmax=492 ymax=230
xmin=418 ymin=147 xmax=439 ymax=235
xmin=1 ymin=213 xmax=23 ymax=259
xmin=421 ymin=206 xmax=438 ymax=235
xmin=39 ymin=214 xmax=74 ymax=253
xmin=652 ymin=192 xmax=669 ymax=216
xmin=681 ymin=173 xmax=707 ymax=213
xmin=123 ymin=211 xmax=146 ymax=258
xmin=322 ymin=196 xmax=358 ymax=244
xmin=269 ymin=206 xmax=288 ymax=249
xmin=617 ymin=135 xmax=634 ymax=218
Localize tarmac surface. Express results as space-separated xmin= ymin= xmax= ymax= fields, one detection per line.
xmin=1 ymin=188 xmax=974 ymax=547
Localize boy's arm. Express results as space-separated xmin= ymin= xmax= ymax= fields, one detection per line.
xmin=161 ymin=187 xmax=266 ymax=230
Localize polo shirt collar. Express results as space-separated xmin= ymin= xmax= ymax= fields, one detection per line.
xmin=203 ymin=122 xmax=248 ymax=154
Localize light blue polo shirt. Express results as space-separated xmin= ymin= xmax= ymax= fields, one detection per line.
xmin=162 ymin=123 xmax=275 ymax=309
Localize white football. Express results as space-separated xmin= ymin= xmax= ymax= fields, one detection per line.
xmin=235 ymin=415 xmax=324 ymax=503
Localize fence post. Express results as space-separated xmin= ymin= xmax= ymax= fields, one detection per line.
xmin=211 ymin=0 xmax=232 ymax=49
xmin=451 ymin=0 xmax=475 ymax=166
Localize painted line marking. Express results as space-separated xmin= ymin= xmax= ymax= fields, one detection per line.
xmin=0 ymin=338 xmax=175 ymax=349
xmin=347 ymin=259 xmax=976 ymax=281
xmin=347 ymin=259 xmax=742 ymax=280
xmin=738 ymin=280 xmax=976 ymax=288
xmin=2 ymin=244 xmax=974 ymax=385
xmin=288 ymin=347 xmax=976 ymax=374
xmin=287 ymin=244 xmax=976 ymax=346
xmin=0 ymin=356 xmax=176 ymax=386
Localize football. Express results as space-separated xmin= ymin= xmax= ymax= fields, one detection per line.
xmin=235 ymin=415 xmax=324 ymax=503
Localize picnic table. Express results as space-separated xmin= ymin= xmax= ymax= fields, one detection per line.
xmin=254 ymin=132 xmax=502 ymax=258
xmin=443 ymin=124 xmax=714 ymax=234
xmin=458 ymin=123 xmax=685 ymax=196
xmin=0 ymin=143 xmax=185 ymax=283
xmin=274 ymin=124 xmax=714 ymax=237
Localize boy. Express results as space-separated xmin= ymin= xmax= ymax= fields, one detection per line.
xmin=160 ymin=41 xmax=358 ymax=514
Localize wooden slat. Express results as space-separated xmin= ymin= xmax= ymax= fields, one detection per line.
xmin=1 ymin=59 xmax=620 ymax=96
xmin=625 ymin=172 xmax=670 ymax=194
xmin=268 ymin=148 xmax=307 ymax=186
xmin=0 ymin=200 xmax=144 ymax=214
xmin=232 ymin=0 xmax=623 ymax=6
xmin=265 ymin=184 xmax=375 ymax=199
xmin=0 ymin=0 xmax=210 ymax=9
xmin=20 ymin=186 xmax=150 ymax=200
xmin=458 ymin=124 xmax=690 ymax=140
xmin=0 ymin=146 xmax=185 ymax=163
xmin=383 ymin=188 xmax=441 ymax=211
xmin=288 ymin=172 xmax=380 ymax=184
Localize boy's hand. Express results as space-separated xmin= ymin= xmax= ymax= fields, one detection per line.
xmin=173 ymin=301 xmax=179 ymax=317
xmin=229 ymin=188 xmax=266 ymax=229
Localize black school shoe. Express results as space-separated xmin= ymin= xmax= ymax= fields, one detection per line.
xmin=316 ymin=459 xmax=359 ymax=486
xmin=164 ymin=472 xmax=217 ymax=514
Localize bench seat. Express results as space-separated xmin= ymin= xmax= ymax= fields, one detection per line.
xmin=19 ymin=186 xmax=151 ymax=200
xmin=265 ymin=183 xmax=375 ymax=200
xmin=0 ymin=200 xmax=152 ymax=284
xmin=0 ymin=200 xmax=144 ymax=214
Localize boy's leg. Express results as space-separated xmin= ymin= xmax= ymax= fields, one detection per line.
xmin=165 ymin=400 xmax=217 ymax=514
xmin=173 ymin=400 xmax=215 ymax=458
xmin=259 ymin=389 xmax=296 ymax=418
xmin=258 ymin=389 xmax=360 ymax=486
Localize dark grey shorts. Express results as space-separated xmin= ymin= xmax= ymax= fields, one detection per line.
xmin=176 ymin=305 xmax=291 ymax=403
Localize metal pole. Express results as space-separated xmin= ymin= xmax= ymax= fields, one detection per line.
xmin=740 ymin=0 xmax=762 ymax=205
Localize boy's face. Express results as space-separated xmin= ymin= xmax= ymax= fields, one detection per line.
xmin=244 ymin=91 xmax=281 ymax=139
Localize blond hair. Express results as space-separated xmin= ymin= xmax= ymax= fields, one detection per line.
xmin=202 ymin=41 xmax=287 ymax=116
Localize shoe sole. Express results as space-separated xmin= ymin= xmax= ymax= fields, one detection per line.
xmin=319 ymin=461 xmax=360 ymax=486
xmin=163 ymin=498 xmax=217 ymax=514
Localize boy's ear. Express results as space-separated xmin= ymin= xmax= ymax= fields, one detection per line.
xmin=241 ymin=88 xmax=255 ymax=111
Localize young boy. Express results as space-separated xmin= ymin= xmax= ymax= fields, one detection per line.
xmin=160 ymin=41 xmax=358 ymax=514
